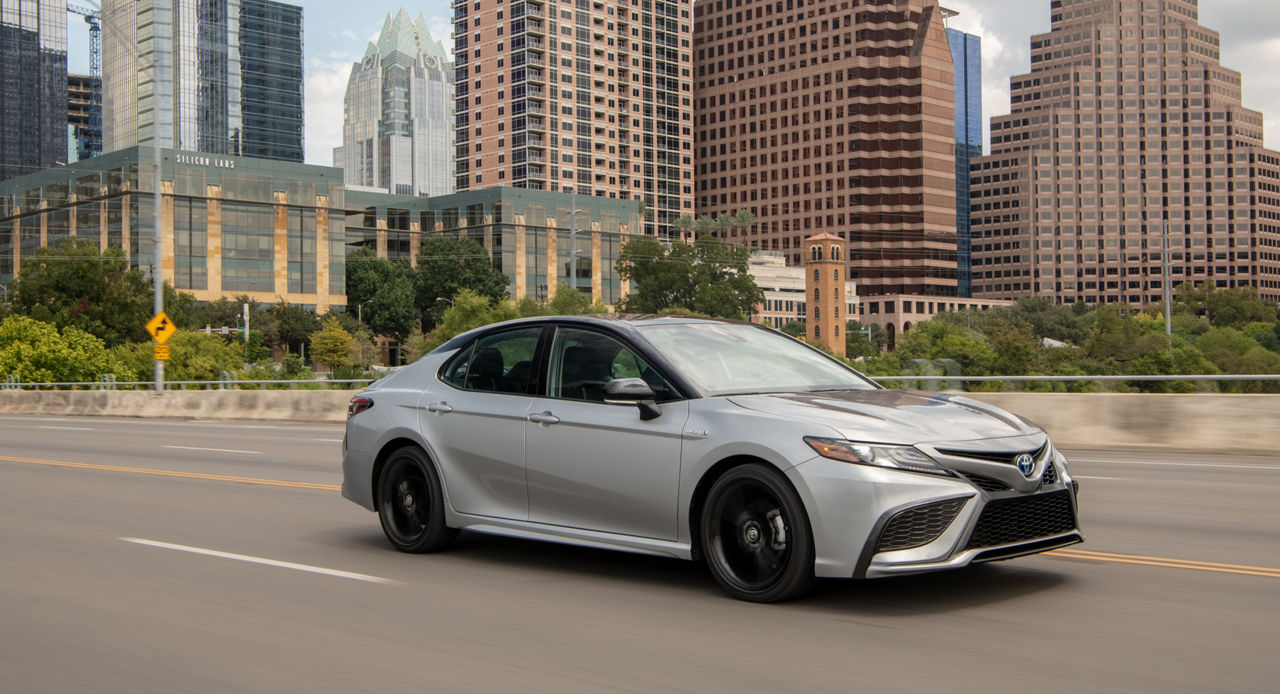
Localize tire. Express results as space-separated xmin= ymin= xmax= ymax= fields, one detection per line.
xmin=376 ymin=446 xmax=458 ymax=553
xmin=700 ymin=463 xmax=815 ymax=603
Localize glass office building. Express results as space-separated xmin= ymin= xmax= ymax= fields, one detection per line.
xmin=1 ymin=150 xmax=642 ymax=309
xmin=947 ymin=28 xmax=981 ymax=298
xmin=337 ymin=10 xmax=453 ymax=198
xmin=0 ymin=0 xmax=69 ymax=183
xmin=102 ymin=0 xmax=303 ymax=163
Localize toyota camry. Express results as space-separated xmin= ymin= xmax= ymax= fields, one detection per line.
xmin=341 ymin=315 xmax=1082 ymax=602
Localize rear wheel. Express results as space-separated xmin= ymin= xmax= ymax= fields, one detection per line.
xmin=700 ymin=464 xmax=815 ymax=602
xmin=377 ymin=446 xmax=457 ymax=553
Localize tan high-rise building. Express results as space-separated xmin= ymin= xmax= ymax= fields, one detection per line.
xmin=693 ymin=0 xmax=958 ymax=297
xmin=454 ymin=0 xmax=694 ymax=239
xmin=804 ymin=232 xmax=847 ymax=357
xmin=971 ymin=0 xmax=1280 ymax=305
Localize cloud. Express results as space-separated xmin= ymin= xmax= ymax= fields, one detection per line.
xmin=304 ymin=55 xmax=354 ymax=165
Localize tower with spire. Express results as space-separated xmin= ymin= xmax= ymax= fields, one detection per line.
xmin=335 ymin=10 xmax=454 ymax=197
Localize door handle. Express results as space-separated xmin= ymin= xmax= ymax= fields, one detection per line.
xmin=426 ymin=402 xmax=454 ymax=414
xmin=528 ymin=412 xmax=560 ymax=425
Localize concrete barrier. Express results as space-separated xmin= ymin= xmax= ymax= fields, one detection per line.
xmin=0 ymin=389 xmax=1276 ymax=453
xmin=0 ymin=389 xmax=356 ymax=423
xmin=964 ymin=393 xmax=1280 ymax=454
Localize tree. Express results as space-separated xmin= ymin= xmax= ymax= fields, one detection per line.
xmin=1175 ymin=282 xmax=1275 ymax=328
xmin=0 ymin=315 xmax=131 ymax=384
xmin=414 ymin=236 xmax=510 ymax=327
xmin=845 ymin=320 xmax=879 ymax=358
xmin=10 ymin=239 xmax=151 ymax=347
xmin=349 ymin=328 xmax=381 ymax=369
xmin=780 ymin=320 xmax=807 ymax=338
xmin=366 ymin=272 xmax=419 ymax=342
xmin=422 ymin=289 xmax=521 ymax=352
xmin=547 ymin=283 xmax=609 ymax=316
xmin=310 ymin=318 xmax=353 ymax=371
xmin=344 ymin=249 xmax=418 ymax=341
xmin=271 ymin=301 xmax=321 ymax=356
xmin=616 ymin=235 xmax=763 ymax=319
xmin=114 ymin=332 xmax=246 ymax=384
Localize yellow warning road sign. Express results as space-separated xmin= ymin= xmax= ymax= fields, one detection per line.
xmin=154 ymin=344 xmax=171 ymax=361
xmin=146 ymin=312 xmax=177 ymax=344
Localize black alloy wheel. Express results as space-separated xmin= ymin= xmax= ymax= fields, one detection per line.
xmin=377 ymin=446 xmax=457 ymax=553
xmin=701 ymin=464 xmax=815 ymax=603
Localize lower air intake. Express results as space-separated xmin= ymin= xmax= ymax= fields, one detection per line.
xmin=964 ymin=490 xmax=1076 ymax=550
xmin=877 ymin=498 xmax=967 ymax=552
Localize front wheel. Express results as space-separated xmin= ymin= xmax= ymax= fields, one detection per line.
xmin=377 ymin=446 xmax=457 ymax=553
xmin=700 ymin=464 xmax=815 ymax=602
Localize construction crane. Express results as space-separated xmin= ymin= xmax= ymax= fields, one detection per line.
xmin=67 ymin=3 xmax=102 ymax=77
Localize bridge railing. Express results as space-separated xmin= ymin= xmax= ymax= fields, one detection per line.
xmin=1 ymin=373 xmax=1279 ymax=392
xmin=0 ymin=378 xmax=378 ymax=391
xmin=870 ymin=373 xmax=1280 ymax=393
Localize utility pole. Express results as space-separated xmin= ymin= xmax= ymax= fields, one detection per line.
xmin=1162 ymin=218 xmax=1173 ymax=350
xmin=152 ymin=14 xmax=167 ymax=394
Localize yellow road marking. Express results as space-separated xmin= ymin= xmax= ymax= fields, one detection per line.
xmin=0 ymin=454 xmax=340 ymax=492
xmin=1050 ymin=548 xmax=1280 ymax=579
xmin=5 ymin=453 xmax=1279 ymax=579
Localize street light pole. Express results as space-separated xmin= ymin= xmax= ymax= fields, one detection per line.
xmin=150 ymin=4 xmax=169 ymax=394
xmin=1162 ymin=218 xmax=1173 ymax=350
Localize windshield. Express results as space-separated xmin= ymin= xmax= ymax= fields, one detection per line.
xmin=636 ymin=323 xmax=877 ymax=396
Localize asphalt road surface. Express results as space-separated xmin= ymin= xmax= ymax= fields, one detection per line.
xmin=1 ymin=414 xmax=1277 ymax=693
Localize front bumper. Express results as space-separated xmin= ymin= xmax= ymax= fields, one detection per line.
xmin=787 ymin=456 xmax=1082 ymax=579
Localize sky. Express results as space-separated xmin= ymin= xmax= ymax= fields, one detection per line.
xmin=66 ymin=0 xmax=1280 ymax=166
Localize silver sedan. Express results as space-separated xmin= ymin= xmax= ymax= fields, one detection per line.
xmin=341 ymin=315 xmax=1082 ymax=602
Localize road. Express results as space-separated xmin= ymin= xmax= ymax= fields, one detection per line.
xmin=1 ymin=414 xmax=1277 ymax=693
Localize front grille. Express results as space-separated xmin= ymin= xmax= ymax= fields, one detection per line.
xmin=963 ymin=472 xmax=1011 ymax=492
xmin=937 ymin=443 xmax=1048 ymax=466
xmin=877 ymin=498 xmax=967 ymax=552
xmin=964 ymin=490 xmax=1076 ymax=550
xmin=1042 ymin=461 xmax=1059 ymax=485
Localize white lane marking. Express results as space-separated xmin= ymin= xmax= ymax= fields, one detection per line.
xmin=314 ymin=438 xmax=343 ymax=443
xmin=121 ymin=538 xmax=397 ymax=585
xmin=164 ymin=445 xmax=263 ymax=455
xmin=1074 ymin=459 xmax=1280 ymax=471
xmin=37 ymin=425 xmax=96 ymax=431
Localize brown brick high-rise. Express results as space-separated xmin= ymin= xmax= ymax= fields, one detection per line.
xmin=804 ymin=232 xmax=847 ymax=357
xmin=971 ymin=0 xmax=1280 ymax=305
xmin=453 ymin=0 xmax=694 ymax=239
xmin=693 ymin=0 xmax=958 ymax=297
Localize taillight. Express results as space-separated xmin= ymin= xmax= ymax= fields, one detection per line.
xmin=348 ymin=396 xmax=374 ymax=418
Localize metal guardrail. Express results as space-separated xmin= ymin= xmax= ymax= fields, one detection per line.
xmin=2 ymin=372 xmax=1279 ymax=391
xmin=0 ymin=378 xmax=378 ymax=390
xmin=870 ymin=374 xmax=1280 ymax=383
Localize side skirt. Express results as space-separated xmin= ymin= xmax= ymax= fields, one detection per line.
xmin=448 ymin=513 xmax=694 ymax=561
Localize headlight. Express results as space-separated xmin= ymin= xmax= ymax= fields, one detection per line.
xmin=1052 ymin=444 xmax=1070 ymax=472
xmin=803 ymin=437 xmax=951 ymax=477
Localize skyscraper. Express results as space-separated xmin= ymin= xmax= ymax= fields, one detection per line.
xmin=971 ymin=0 xmax=1280 ymax=305
xmin=0 ymin=0 xmax=68 ymax=182
xmin=947 ymin=25 xmax=981 ymax=298
xmin=101 ymin=0 xmax=303 ymax=162
xmin=454 ymin=0 xmax=694 ymax=239
xmin=337 ymin=10 xmax=454 ymax=197
xmin=693 ymin=0 xmax=958 ymax=297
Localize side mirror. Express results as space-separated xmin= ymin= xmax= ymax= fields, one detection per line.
xmin=603 ymin=378 xmax=663 ymax=421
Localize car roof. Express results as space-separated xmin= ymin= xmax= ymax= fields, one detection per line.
xmin=430 ymin=313 xmax=761 ymax=357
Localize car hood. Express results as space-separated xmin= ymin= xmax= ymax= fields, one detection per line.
xmin=727 ymin=389 xmax=1042 ymax=445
